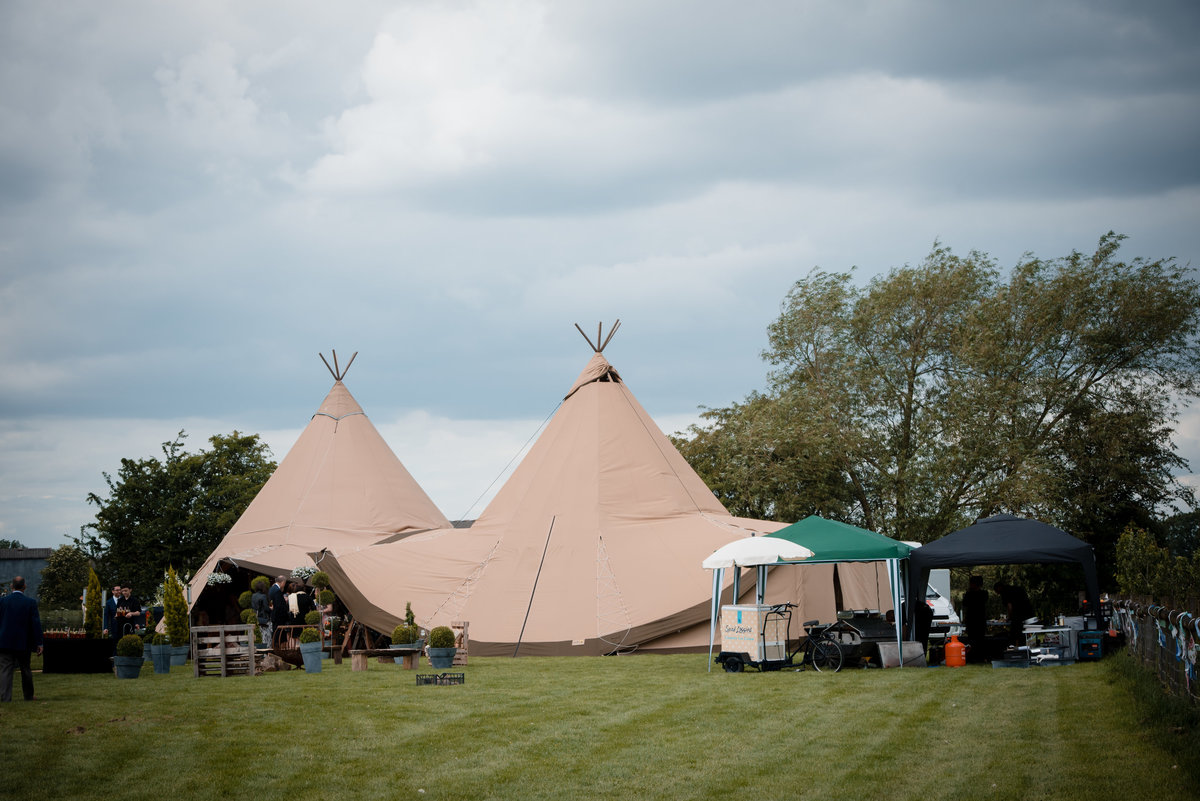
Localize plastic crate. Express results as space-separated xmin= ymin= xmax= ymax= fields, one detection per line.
xmin=1077 ymin=633 xmax=1103 ymax=661
xmin=416 ymin=672 xmax=465 ymax=686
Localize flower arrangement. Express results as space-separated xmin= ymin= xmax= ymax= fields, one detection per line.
xmin=206 ymin=572 xmax=232 ymax=586
xmin=291 ymin=565 xmax=316 ymax=581
xmin=154 ymin=569 xmax=191 ymax=606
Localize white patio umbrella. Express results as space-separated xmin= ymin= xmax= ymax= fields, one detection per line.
xmin=704 ymin=536 xmax=814 ymax=670
xmin=702 ymin=536 xmax=814 ymax=569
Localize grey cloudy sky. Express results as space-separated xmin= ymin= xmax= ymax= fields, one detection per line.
xmin=2 ymin=1 xmax=1198 ymax=549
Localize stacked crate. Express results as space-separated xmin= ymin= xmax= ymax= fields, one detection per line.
xmin=191 ymin=624 xmax=257 ymax=677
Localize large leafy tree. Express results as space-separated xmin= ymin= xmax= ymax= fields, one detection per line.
xmin=76 ymin=431 xmax=275 ymax=596
xmin=677 ymin=234 xmax=1200 ymax=568
xmin=37 ymin=545 xmax=92 ymax=608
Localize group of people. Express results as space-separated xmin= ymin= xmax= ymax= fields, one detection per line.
xmin=961 ymin=576 xmax=1034 ymax=662
xmin=104 ymin=584 xmax=146 ymax=646
xmin=251 ymin=575 xmax=317 ymax=647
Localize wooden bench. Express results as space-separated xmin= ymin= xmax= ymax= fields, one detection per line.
xmin=349 ymin=648 xmax=421 ymax=671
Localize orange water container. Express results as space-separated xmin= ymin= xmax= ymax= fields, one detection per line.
xmin=945 ymin=634 xmax=966 ymax=667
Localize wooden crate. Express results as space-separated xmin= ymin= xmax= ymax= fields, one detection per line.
xmin=192 ymin=624 xmax=257 ymax=677
xmin=451 ymin=620 xmax=469 ymax=666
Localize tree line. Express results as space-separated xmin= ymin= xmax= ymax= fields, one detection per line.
xmin=672 ymin=233 xmax=1200 ymax=590
xmin=38 ymin=431 xmax=274 ymax=608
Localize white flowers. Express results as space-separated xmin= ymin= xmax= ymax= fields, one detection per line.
xmin=206 ymin=572 xmax=232 ymax=586
xmin=291 ymin=565 xmax=317 ymax=580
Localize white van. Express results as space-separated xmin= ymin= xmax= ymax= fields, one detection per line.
xmin=925 ymin=573 xmax=960 ymax=625
xmin=902 ymin=550 xmax=961 ymax=626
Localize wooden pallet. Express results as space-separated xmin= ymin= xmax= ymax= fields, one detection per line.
xmin=192 ymin=624 xmax=256 ymax=677
xmin=451 ymin=620 xmax=469 ymax=666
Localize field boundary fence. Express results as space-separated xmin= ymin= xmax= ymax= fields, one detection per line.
xmin=1111 ymin=595 xmax=1200 ymax=706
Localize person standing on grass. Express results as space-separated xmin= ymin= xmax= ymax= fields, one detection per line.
xmin=994 ymin=581 xmax=1034 ymax=647
xmin=0 ymin=576 xmax=44 ymax=702
xmin=268 ymin=575 xmax=288 ymax=647
xmin=962 ymin=575 xmax=989 ymax=662
xmin=104 ymin=584 xmax=121 ymax=651
xmin=251 ymin=580 xmax=270 ymax=645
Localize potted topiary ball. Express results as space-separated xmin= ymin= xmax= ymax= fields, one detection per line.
xmin=427 ymin=625 xmax=457 ymax=668
xmin=298 ymin=627 xmax=323 ymax=673
xmin=389 ymin=622 xmax=423 ymax=663
xmin=150 ymin=632 xmax=172 ymax=674
xmin=114 ymin=634 xmax=144 ymax=678
xmin=304 ymin=610 xmax=321 ymax=626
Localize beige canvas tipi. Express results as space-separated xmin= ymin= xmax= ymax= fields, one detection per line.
xmin=189 ymin=353 xmax=451 ymax=611
xmin=313 ymin=329 xmax=793 ymax=655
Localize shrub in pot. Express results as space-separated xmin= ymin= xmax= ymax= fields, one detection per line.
xmin=305 ymin=610 xmax=321 ymax=626
xmin=428 ymin=625 xmax=457 ymax=668
xmin=310 ymin=571 xmax=331 ymax=591
xmin=298 ymin=627 xmax=323 ymax=673
xmin=141 ymin=630 xmax=155 ymax=662
xmin=163 ymin=566 xmax=190 ymax=664
xmin=240 ymin=608 xmax=257 ymax=625
xmin=116 ymin=634 xmax=143 ymax=657
xmin=237 ymin=590 xmax=252 ymax=610
xmin=389 ymin=622 xmax=422 ymax=664
xmin=150 ymin=632 xmax=172 ymax=673
xmin=318 ymin=589 xmax=335 ymax=606
xmin=114 ymin=634 xmax=144 ymax=678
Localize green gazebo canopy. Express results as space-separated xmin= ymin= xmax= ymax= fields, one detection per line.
xmin=765 ymin=515 xmax=913 ymax=563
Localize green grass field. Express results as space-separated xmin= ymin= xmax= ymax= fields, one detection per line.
xmin=2 ymin=652 xmax=1196 ymax=801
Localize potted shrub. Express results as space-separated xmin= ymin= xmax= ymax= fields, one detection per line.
xmin=427 ymin=625 xmax=457 ymax=668
xmin=298 ymin=627 xmax=323 ymax=673
xmin=114 ymin=634 xmax=144 ymax=679
xmin=84 ymin=568 xmax=104 ymax=640
xmin=389 ymin=622 xmax=423 ymax=663
xmin=150 ymin=632 xmax=172 ymax=674
xmin=163 ymin=566 xmax=190 ymax=665
xmin=310 ymin=571 xmax=331 ymax=592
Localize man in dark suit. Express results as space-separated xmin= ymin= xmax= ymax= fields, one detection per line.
xmin=0 ymin=576 xmax=44 ymax=702
xmin=268 ymin=575 xmax=289 ymax=647
xmin=104 ymin=584 xmax=121 ymax=651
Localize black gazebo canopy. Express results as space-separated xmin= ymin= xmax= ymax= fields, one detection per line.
xmin=906 ymin=514 xmax=1102 ymax=633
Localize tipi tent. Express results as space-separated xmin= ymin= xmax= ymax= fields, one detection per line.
xmin=189 ymin=353 xmax=451 ymax=613
xmin=314 ymin=326 xmax=792 ymax=655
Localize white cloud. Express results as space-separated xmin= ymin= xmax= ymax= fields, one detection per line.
xmin=156 ymin=42 xmax=264 ymax=154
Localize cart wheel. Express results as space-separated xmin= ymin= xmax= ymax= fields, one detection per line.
xmin=722 ymin=657 xmax=744 ymax=673
xmin=811 ymin=639 xmax=843 ymax=673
